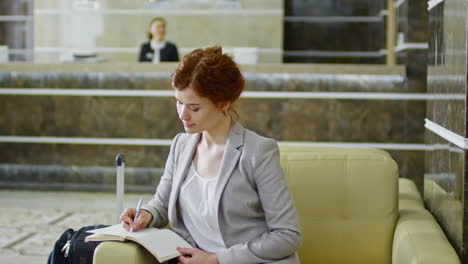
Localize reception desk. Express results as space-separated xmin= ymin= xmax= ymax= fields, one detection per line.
xmin=0 ymin=63 xmax=424 ymax=192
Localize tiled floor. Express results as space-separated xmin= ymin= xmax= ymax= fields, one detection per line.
xmin=0 ymin=190 xmax=154 ymax=264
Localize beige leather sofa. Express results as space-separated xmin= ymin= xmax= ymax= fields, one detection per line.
xmin=94 ymin=146 xmax=460 ymax=264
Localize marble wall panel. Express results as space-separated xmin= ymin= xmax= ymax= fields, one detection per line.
xmin=0 ymin=66 xmax=424 ymax=190
xmin=8 ymin=71 xmax=44 ymax=88
xmin=0 ymin=70 xmax=419 ymax=144
xmin=283 ymin=56 xmax=385 ymax=64
xmin=0 ymin=71 xmax=407 ymax=91
xmin=388 ymin=149 xmax=425 ymax=193
xmin=1 ymin=94 xmax=424 ymax=144
xmin=236 ymin=99 xmax=285 ymax=139
xmin=0 ymin=143 xmax=169 ymax=191
xmin=0 ymin=96 xmax=54 ymax=136
xmin=1 ymin=96 xmax=181 ymax=138
xmin=284 ymin=22 xmax=384 ymax=52
xmin=279 ymin=99 xmax=424 ymax=143
xmin=0 ymin=143 xmax=170 ymax=168
xmin=46 ymin=72 xmax=100 ymax=89
xmin=86 ymin=73 xmax=142 ymax=89
xmin=0 ymin=72 xmax=173 ymax=90
xmin=247 ymin=74 xmax=405 ymax=92
xmin=93 ymin=72 xmax=172 ymax=90
xmin=285 ymin=0 xmax=384 ymax=16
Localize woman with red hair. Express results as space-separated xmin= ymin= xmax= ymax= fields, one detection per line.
xmin=122 ymin=46 xmax=302 ymax=264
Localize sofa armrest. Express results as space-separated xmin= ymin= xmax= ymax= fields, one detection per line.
xmin=393 ymin=179 xmax=460 ymax=264
xmin=93 ymin=241 xmax=157 ymax=264
xmin=392 ymin=209 xmax=460 ymax=264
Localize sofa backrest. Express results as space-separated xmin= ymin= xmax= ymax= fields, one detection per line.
xmin=279 ymin=146 xmax=399 ymax=264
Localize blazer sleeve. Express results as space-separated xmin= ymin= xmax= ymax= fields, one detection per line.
xmin=166 ymin=42 xmax=179 ymax=62
xmin=172 ymin=44 xmax=179 ymax=61
xmin=216 ymin=139 xmax=302 ymax=264
xmin=138 ymin=43 xmax=150 ymax=62
xmin=141 ymin=133 xmax=181 ymax=227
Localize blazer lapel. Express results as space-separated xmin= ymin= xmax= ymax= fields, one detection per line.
xmin=168 ymin=133 xmax=200 ymax=225
xmin=160 ymin=45 xmax=168 ymax=61
xmin=214 ymin=122 xmax=245 ymax=210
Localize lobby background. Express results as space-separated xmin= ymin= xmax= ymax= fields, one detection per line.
xmin=1 ymin=0 xmax=468 ymax=262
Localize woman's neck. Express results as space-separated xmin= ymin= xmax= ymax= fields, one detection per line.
xmin=201 ymin=116 xmax=232 ymax=148
xmin=151 ymin=39 xmax=165 ymax=44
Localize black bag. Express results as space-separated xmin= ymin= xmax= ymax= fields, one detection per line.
xmin=47 ymin=225 xmax=108 ymax=264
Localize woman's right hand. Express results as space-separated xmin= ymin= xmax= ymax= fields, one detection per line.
xmin=120 ymin=208 xmax=152 ymax=232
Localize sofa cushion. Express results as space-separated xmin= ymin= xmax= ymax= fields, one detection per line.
xmin=280 ymin=147 xmax=398 ymax=264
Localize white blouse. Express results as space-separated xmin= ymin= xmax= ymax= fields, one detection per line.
xmin=150 ymin=40 xmax=166 ymax=64
xmin=179 ymin=163 xmax=226 ymax=253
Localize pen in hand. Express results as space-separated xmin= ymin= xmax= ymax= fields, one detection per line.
xmin=130 ymin=197 xmax=143 ymax=232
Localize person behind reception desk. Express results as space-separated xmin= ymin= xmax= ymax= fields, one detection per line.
xmin=122 ymin=46 xmax=301 ymax=264
xmin=138 ymin=17 xmax=179 ymax=63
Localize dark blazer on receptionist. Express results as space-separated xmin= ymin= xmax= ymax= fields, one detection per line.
xmin=138 ymin=41 xmax=179 ymax=62
xmin=141 ymin=122 xmax=302 ymax=264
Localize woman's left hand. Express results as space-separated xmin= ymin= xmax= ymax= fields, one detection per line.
xmin=176 ymin=247 xmax=219 ymax=264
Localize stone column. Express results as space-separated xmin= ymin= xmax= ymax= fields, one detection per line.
xmin=425 ymin=0 xmax=467 ymax=261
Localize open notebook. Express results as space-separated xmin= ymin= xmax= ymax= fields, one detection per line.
xmin=85 ymin=224 xmax=192 ymax=263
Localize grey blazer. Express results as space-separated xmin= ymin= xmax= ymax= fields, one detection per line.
xmin=142 ymin=122 xmax=302 ymax=264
